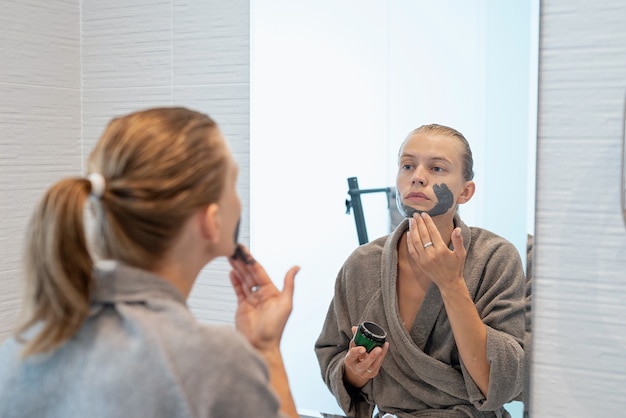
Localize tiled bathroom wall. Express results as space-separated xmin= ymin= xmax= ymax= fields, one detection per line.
xmin=531 ymin=0 xmax=626 ymax=415
xmin=0 ymin=0 xmax=250 ymax=341
xmin=0 ymin=0 xmax=81 ymax=340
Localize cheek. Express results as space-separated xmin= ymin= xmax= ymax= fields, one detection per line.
xmin=396 ymin=171 xmax=410 ymax=186
xmin=453 ymin=184 xmax=472 ymax=203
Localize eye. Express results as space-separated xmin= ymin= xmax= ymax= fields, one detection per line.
xmin=401 ymin=163 xmax=413 ymax=171
xmin=431 ymin=166 xmax=445 ymax=173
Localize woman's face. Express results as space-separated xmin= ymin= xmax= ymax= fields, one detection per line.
xmin=396 ymin=132 xmax=473 ymax=219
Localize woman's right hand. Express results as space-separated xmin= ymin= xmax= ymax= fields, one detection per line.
xmin=228 ymin=244 xmax=299 ymax=352
xmin=343 ymin=326 xmax=389 ymax=388
xmin=229 ymin=245 xmax=301 ymax=418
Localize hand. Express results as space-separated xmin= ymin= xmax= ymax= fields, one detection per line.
xmin=343 ymin=326 xmax=389 ymax=388
xmin=407 ymin=214 xmax=492 ymax=395
xmin=228 ymin=245 xmax=300 ymax=352
xmin=407 ymin=212 xmax=467 ymax=291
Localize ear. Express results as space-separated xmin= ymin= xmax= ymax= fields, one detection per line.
xmin=457 ymin=180 xmax=476 ymax=204
xmin=199 ymin=203 xmax=220 ymax=244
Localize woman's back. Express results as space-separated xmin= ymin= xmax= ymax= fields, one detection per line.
xmin=0 ymin=261 xmax=282 ymax=418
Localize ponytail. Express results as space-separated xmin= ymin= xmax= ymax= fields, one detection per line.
xmin=17 ymin=177 xmax=94 ymax=357
xmin=16 ymin=107 xmax=224 ymax=357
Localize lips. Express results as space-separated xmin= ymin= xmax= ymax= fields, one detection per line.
xmin=406 ymin=192 xmax=430 ymax=200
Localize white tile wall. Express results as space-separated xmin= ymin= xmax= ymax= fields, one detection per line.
xmin=81 ymin=0 xmax=173 ymax=89
xmin=0 ymin=0 xmax=80 ymax=88
xmin=173 ymin=0 xmax=250 ymax=85
xmin=0 ymin=0 xmax=250 ymax=340
xmin=531 ymin=0 xmax=626 ymax=416
xmin=0 ymin=0 xmax=81 ymax=342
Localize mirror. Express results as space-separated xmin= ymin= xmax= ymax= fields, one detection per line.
xmin=0 ymin=1 xmax=537 ymax=416
xmin=250 ymin=1 xmax=538 ymax=417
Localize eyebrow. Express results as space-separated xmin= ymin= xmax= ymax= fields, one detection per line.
xmin=399 ymin=154 xmax=453 ymax=165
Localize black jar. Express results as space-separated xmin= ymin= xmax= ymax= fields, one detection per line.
xmin=353 ymin=321 xmax=387 ymax=353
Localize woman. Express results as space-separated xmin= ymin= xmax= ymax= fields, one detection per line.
xmin=0 ymin=107 xmax=299 ymax=418
xmin=315 ymin=124 xmax=527 ymax=418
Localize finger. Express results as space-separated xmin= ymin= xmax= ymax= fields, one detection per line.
xmin=451 ymin=227 xmax=466 ymax=259
xmin=407 ymin=218 xmax=421 ymax=258
xmin=344 ymin=346 xmax=364 ymax=373
xmin=348 ymin=344 xmax=366 ymax=361
xmin=229 ymin=261 xmax=264 ymax=300
xmin=237 ymin=266 xmax=259 ymax=294
xmin=229 ymin=247 xmax=269 ymax=291
xmin=415 ymin=213 xmax=434 ymax=250
xmin=228 ymin=256 xmax=254 ymax=289
xmin=228 ymin=244 xmax=258 ymax=271
xmin=348 ymin=326 xmax=358 ymax=349
xmin=369 ymin=342 xmax=389 ymax=371
xmin=281 ymin=266 xmax=300 ymax=300
xmin=419 ymin=212 xmax=444 ymax=248
xmin=230 ymin=243 xmax=257 ymax=265
xmin=229 ymin=271 xmax=246 ymax=302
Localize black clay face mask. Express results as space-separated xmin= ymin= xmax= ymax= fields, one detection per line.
xmin=230 ymin=218 xmax=254 ymax=264
xmin=396 ymin=183 xmax=454 ymax=218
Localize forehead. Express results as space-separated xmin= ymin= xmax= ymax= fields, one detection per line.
xmin=399 ymin=132 xmax=465 ymax=162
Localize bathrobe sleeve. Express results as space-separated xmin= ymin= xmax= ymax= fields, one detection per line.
xmin=457 ymin=227 xmax=527 ymax=410
xmin=315 ymin=240 xmax=385 ymax=418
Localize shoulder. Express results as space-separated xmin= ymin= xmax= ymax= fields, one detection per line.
xmin=349 ymin=235 xmax=386 ymax=259
xmin=467 ymin=226 xmax=521 ymax=260
xmin=163 ymin=323 xmax=273 ymax=399
xmin=457 ymin=220 xmax=525 ymax=286
xmin=168 ymin=322 xmax=266 ymax=370
xmin=340 ymin=234 xmax=388 ymax=279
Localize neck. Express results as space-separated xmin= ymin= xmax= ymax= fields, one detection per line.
xmin=149 ymin=261 xmax=202 ymax=299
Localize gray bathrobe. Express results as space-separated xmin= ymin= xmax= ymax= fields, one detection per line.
xmin=315 ymin=217 xmax=527 ymax=418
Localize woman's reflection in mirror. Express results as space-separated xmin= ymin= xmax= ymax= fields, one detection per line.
xmin=315 ymin=124 xmax=529 ymax=418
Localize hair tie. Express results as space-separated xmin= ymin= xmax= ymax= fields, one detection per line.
xmin=88 ymin=173 xmax=106 ymax=198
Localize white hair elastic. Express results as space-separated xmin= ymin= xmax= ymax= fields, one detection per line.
xmin=87 ymin=173 xmax=106 ymax=198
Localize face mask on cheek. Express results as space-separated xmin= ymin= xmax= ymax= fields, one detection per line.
xmin=230 ymin=218 xmax=254 ymax=264
xmin=396 ymin=183 xmax=455 ymax=218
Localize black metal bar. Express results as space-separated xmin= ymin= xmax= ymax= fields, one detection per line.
xmin=347 ymin=177 xmax=368 ymax=245
xmin=346 ymin=177 xmax=392 ymax=245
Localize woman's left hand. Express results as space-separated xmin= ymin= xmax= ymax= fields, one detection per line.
xmin=407 ymin=212 xmax=466 ymax=290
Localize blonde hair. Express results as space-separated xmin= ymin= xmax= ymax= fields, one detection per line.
xmin=403 ymin=124 xmax=475 ymax=181
xmin=17 ymin=107 xmax=227 ymax=357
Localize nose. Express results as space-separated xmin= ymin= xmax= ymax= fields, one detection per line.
xmin=411 ymin=166 xmax=427 ymax=186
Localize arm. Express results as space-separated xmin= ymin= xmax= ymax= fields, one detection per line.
xmin=407 ymin=213 xmax=526 ymax=407
xmin=260 ymin=347 xmax=298 ymax=418
xmin=228 ymin=245 xmax=299 ymax=418
xmin=314 ymin=267 xmax=380 ymax=418
xmin=407 ymin=213 xmax=490 ymax=395
xmin=438 ymin=278 xmax=490 ymax=395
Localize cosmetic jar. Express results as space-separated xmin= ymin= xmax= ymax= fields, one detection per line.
xmin=353 ymin=321 xmax=387 ymax=353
